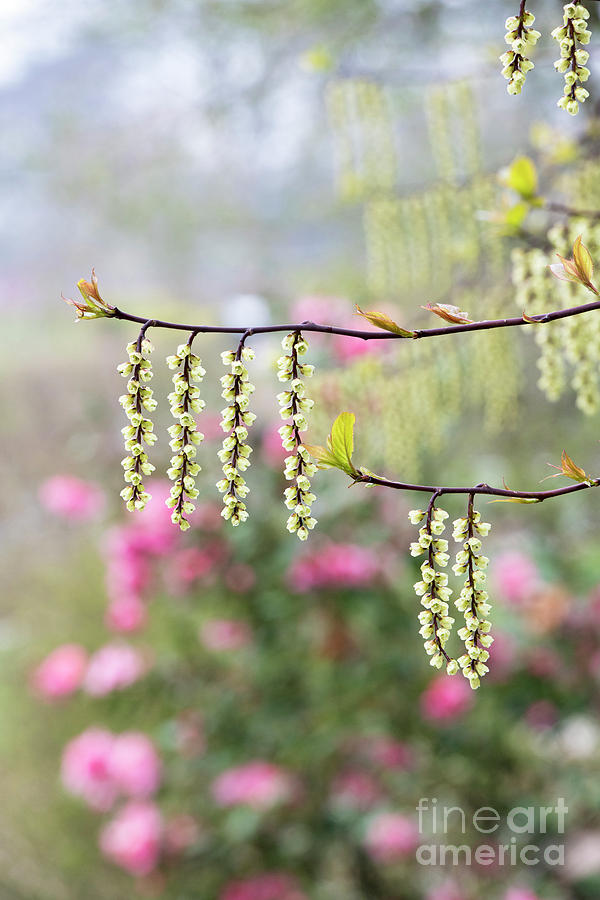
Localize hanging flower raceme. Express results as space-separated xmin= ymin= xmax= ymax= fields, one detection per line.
xmin=118 ymin=337 xmax=157 ymax=512
xmin=165 ymin=341 xmax=206 ymax=530
xmin=553 ymin=3 xmax=591 ymax=115
xmin=217 ymin=347 xmax=257 ymax=526
xmin=501 ymin=8 xmax=540 ymax=95
xmin=277 ymin=332 xmax=318 ymax=541
xmin=452 ymin=502 xmax=493 ymax=690
xmin=409 ymin=505 xmax=456 ymax=675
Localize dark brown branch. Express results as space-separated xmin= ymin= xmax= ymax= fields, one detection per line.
xmin=111 ymin=293 xmax=600 ymax=345
xmin=357 ymin=475 xmax=599 ymax=503
xmin=545 ymin=201 xmax=600 ymax=221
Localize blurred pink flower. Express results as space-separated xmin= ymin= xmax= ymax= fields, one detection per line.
xmin=32 ymin=644 xmax=87 ymax=700
xmin=261 ymin=423 xmax=288 ymax=468
xmin=524 ymin=700 xmax=558 ymax=731
xmin=504 ymin=890 xmax=540 ymax=900
xmin=221 ymin=873 xmax=307 ymax=900
xmin=164 ymin=814 xmax=201 ymax=856
xmin=420 ymin=675 xmax=473 ymax=723
xmin=485 ymin=631 xmax=517 ymax=683
xmin=332 ymin=333 xmax=376 ymax=363
xmin=292 ymin=295 xmax=348 ymax=324
xmin=212 ymin=761 xmax=297 ymax=809
xmin=493 ymin=551 xmax=539 ymax=604
xmin=289 ymin=542 xmax=379 ymax=592
xmin=330 ymin=770 xmax=382 ymax=810
xmin=39 ymin=475 xmax=104 ymax=521
xmin=364 ymin=812 xmax=419 ymax=863
xmin=165 ymin=544 xmax=225 ymax=595
xmin=109 ymin=733 xmax=162 ymax=798
xmin=61 ymin=728 xmax=117 ymax=811
xmin=99 ymin=800 xmax=163 ymax=876
xmin=426 ymin=881 xmax=465 ymax=900
xmin=526 ymin=646 xmax=563 ymax=679
xmin=82 ymin=643 xmax=146 ymax=697
xmin=353 ymin=736 xmax=414 ymax=771
xmin=225 ymin=563 xmax=256 ymax=594
xmin=105 ymin=594 xmax=148 ymax=633
xmin=200 ymin=619 xmax=253 ymax=652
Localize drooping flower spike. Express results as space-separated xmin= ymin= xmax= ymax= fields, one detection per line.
xmin=552 ymin=3 xmax=591 ymax=115
xmin=500 ymin=7 xmax=541 ymax=96
xmin=165 ymin=340 xmax=206 ymax=530
xmin=216 ymin=347 xmax=257 ymax=526
xmin=118 ymin=331 xmax=157 ymax=512
xmin=452 ymin=498 xmax=493 ymax=690
xmin=409 ymin=503 xmax=456 ymax=675
xmin=277 ymin=332 xmax=318 ymax=541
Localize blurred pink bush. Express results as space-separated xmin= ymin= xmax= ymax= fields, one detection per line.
xmin=99 ymin=800 xmax=163 ymax=876
xmin=420 ymin=675 xmax=473 ymax=723
xmin=211 ymin=761 xmax=297 ymax=809
xmin=363 ymin=812 xmax=419 ymax=863
xmin=32 ymin=644 xmax=88 ymax=699
xmin=39 ymin=475 xmax=104 ymax=521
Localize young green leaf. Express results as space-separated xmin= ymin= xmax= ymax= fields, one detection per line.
xmin=305 ymin=411 xmax=360 ymax=479
xmin=355 ymin=306 xmax=416 ymax=337
xmin=501 ymin=156 xmax=538 ymax=200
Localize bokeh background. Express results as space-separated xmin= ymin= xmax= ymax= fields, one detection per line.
xmin=4 ymin=1 xmax=600 ymax=897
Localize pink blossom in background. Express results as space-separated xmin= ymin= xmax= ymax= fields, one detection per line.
xmin=105 ymin=594 xmax=148 ymax=633
xmin=61 ymin=728 xmax=117 ymax=811
xmin=225 ymin=563 xmax=256 ymax=594
xmin=200 ymin=412 xmax=227 ymax=441
xmin=526 ymin=646 xmax=563 ymax=679
xmin=493 ymin=551 xmax=539 ymax=604
xmin=426 ymin=881 xmax=465 ymax=900
xmin=289 ymin=542 xmax=379 ymax=592
xmin=212 ymin=761 xmax=297 ymax=810
xmin=82 ymin=642 xmax=146 ymax=696
xmin=200 ymin=619 xmax=253 ymax=652
xmin=32 ymin=644 xmax=87 ymax=700
xmin=39 ymin=475 xmax=104 ymax=521
xmin=332 ymin=333 xmax=377 ymax=363
xmin=292 ymin=294 xmax=348 ymax=324
xmin=485 ymin=631 xmax=517 ymax=683
xmin=165 ymin=544 xmax=224 ymax=594
xmin=221 ymin=872 xmax=307 ymax=900
xmin=364 ymin=812 xmax=419 ymax=863
xmin=99 ymin=800 xmax=163 ymax=876
xmin=108 ymin=733 xmax=162 ymax=798
xmin=353 ymin=736 xmax=414 ymax=771
xmin=261 ymin=423 xmax=288 ymax=467
xmin=163 ymin=814 xmax=201 ymax=856
xmin=329 ymin=769 xmax=382 ymax=810
xmin=524 ymin=700 xmax=558 ymax=731
xmin=420 ymin=675 xmax=473 ymax=723
xmin=174 ymin=711 xmax=206 ymax=758
xmin=504 ymin=889 xmax=540 ymax=900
